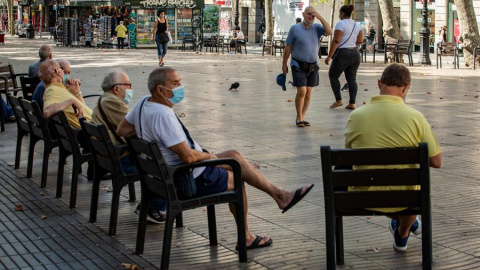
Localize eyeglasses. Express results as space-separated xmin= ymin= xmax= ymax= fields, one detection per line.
xmin=113 ymin=83 xmax=132 ymax=88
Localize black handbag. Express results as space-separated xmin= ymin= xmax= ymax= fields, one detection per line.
xmin=157 ymin=32 xmax=169 ymax=44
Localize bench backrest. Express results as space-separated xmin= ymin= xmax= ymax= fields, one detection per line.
xmin=20 ymin=76 xmax=40 ymax=101
xmin=321 ymin=143 xmax=430 ymax=216
xmin=126 ymin=137 xmax=175 ymax=200
xmin=20 ymin=99 xmax=56 ymax=141
xmin=6 ymin=94 xmax=29 ymax=134
xmin=437 ymin=42 xmax=457 ymax=55
xmin=79 ymin=118 xmax=122 ymax=175
xmin=396 ymin=39 xmax=413 ymax=54
xmin=50 ymin=110 xmax=83 ymax=156
xmin=0 ymin=64 xmax=15 ymax=90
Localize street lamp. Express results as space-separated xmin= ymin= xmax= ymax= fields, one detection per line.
xmin=418 ymin=0 xmax=431 ymax=65
xmin=234 ymin=0 xmax=239 ymax=27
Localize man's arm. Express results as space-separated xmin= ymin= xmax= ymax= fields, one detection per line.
xmin=116 ymin=118 xmax=137 ymax=138
xmin=314 ymin=11 xmax=332 ymax=36
xmin=43 ymin=98 xmax=83 ymax=119
xmin=170 ymin=141 xmax=216 ymax=164
xmin=282 ymin=45 xmax=292 ymax=74
xmin=429 ymin=153 xmax=442 ymax=168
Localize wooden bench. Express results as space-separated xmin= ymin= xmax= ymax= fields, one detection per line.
xmin=395 ymin=39 xmax=414 ymax=66
xmin=436 ymin=42 xmax=459 ymax=69
xmin=320 ymin=143 xmax=432 ymax=270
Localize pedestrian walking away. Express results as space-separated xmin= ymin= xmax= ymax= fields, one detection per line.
xmin=282 ymin=5 xmax=332 ymax=127
xmin=152 ymin=9 xmax=169 ymax=66
xmin=258 ymin=19 xmax=265 ymax=46
xmin=367 ymin=24 xmax=376 ymax=53
xmin=325 ymin=5 xmax=363 ymax=110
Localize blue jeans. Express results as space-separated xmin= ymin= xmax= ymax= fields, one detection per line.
xmin=121 ymin=156 xmax=166 ymax=211
xmin=155 ymin=36 xmax=168 ymax=59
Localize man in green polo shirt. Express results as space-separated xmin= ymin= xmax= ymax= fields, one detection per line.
xmin=344 ymin=63 xmax=442 ymax=252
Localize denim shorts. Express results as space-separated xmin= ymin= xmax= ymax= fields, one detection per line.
xmin=291 ymin=65 xmax=319 ymax=87
xmin=196 ymin=166 xmax=229 ymax=196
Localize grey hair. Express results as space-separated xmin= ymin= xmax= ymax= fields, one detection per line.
xmin=147 ymin=67 xmax=175 ymax=93
xmin=57 ymin=59 xmax=70 ymax=69
xmin=101 ymin=68 xmax=126 ymax=91
xmin=39 ymin=44 xmax=53 ymax=61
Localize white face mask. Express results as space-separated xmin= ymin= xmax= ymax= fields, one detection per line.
xmin=122 ymin=89 xmax=133 ymax=104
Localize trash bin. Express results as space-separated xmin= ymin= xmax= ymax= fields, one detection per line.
xmin=0 ymin=33 xmax=4 ymax=44
xmin=26 ymin=25 xmax=34 ymax=39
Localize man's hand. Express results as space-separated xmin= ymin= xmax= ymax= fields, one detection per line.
xmin=325 ymin=56 xmax=332 ymax=65
xmin=282 ymin=64 xmax=288 ymax=74
xmin=66 ymin=78 xmax=81 ymax=94
xmin=71 ymin=98 xmax=84 ymax=118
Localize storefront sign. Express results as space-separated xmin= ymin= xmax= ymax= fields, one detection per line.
xmin=129 ymin=0 xmax=204 ymax=9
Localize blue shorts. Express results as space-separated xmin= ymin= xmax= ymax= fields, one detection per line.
xmin=195 ymin=166 xmax=229 ymax=196
xmin=291 ymin=65 xmax=319 ymax=87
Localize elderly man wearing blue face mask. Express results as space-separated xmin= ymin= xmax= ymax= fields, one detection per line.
xmin=92 ymin=68 xmax=167 ymax=224
xmin=117 ymin=67 xmax=314 ymax=250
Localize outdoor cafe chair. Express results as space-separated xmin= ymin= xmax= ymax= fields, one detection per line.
xmin=20 ymin=99 xmax=58 ymax=189
xmin=20 ymin=76 xmax=41 ymax=101
xmin=6 ymin=94 xmax=29 ymax=170
xmin=79 ymin=118 xmax=137 ymax=236
xmin=321 ymin=143 xmax=432 ymax=269
xmin=126 ymin=137 xmax=247 ymax=270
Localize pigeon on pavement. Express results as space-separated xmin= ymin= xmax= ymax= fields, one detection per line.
xmin=229 ymin=82 xmax=240 ymax=91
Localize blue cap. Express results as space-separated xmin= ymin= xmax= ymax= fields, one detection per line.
xmin=276 ymin=73 xmax=286 ymax=91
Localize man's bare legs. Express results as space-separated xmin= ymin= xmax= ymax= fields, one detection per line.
xmin=217 ymin=150 xmax=313 ymax=246
xmin=295 ymin=86 xmax=312 ymax=123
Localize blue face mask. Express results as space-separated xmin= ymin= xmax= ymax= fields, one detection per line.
xmin=122 ymin=89 xmax=133 ymax=104
xmin=164 ymin=85 xmax=185 ymax=104
xmin=63 ymin=74 xmax=70 ymax=86
xmin=303 ymin=19 xmax=313 ymax=25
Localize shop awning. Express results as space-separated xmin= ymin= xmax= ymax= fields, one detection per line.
xmin=69 ymin=0 xmax=124 ymax=6
xmin=124 ymin=0 xmax=204 ymax=9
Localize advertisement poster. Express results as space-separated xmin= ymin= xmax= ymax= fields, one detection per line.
xmin=219 ymin=10 xmax=231 ymax=37
xmin=454 ymin=19 xmax=460 ymax=43
xmin=203 ymin=5 xmax=219 ymax=35
xmin=273 ymin=0 xmax=308 ymax=37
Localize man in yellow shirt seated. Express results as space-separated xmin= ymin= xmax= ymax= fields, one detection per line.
xmin=344 ymin=64 xmax=442 ymax=252
xmin=40 ymin=60 xmax=92 ymax=128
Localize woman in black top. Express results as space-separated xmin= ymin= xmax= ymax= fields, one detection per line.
xmin=152 ymin=9 xmax=169 ymax=66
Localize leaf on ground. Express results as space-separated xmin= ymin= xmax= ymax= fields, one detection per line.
xmin=268 ymin=70 xmax=273 ymax=72
xmin=363 ymin=101 xmax=367 ymax=105
xmin=179 ymin=112 xmax=186 ymax=117
xmin=286 ymin=99 xmax=293 ymax=102
xmin=40 ymin=214 xmax=47 ymax=220
xmin=420 ymin=73 xmax=425 ymax=75
xmin=329 ymin=133 xmax=333 ymax=136
xmin=439 ymin=97 xmax=444 ymax=99
xmin=426 ymin=92 xmax=431 ymax=94
xmin=364 ymin=89 xmax=368 ymax=91
xmin=121 ymin=263 xmax=139 ymax=270
xmin=15 ymin=204 xmax=23 ymax=211
xmin=101 ymin=187 xmax=112 ymax=192
xmin=474 ymin=95 xmax=479 ymax=98
xmin=366 ymin=247 xmax=380 ymax=252
xmin=40 ymin=192 xmax=45 ymax=197
xmin=359 ymin=82 xmax=365 ymax=85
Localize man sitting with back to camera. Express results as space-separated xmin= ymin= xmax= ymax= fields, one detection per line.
xmin=344 ymin=64 xmax=442 ymax=252
xmin=117 ymin=67 xmax=314 ymax=250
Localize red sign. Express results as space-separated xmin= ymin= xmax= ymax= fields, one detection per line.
xmin=216 ymin=0 xmax=226 ymax=5
xmin=454 ymin=20 xmax=460 ymax=43
xmin=419 ymin=0 xmax=431 ymax=3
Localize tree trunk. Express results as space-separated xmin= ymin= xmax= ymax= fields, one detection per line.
xmin=7 ymin=0 xmax=14 ymax=36
xmin=454 ymin=0 xmax=480 ymax=67
xmin=378 ymin=0 xmax=401 ymax=63
xmin=265 ymin=0 xmax=273 ymax=54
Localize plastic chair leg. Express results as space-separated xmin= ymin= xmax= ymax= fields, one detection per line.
xmin=108 ymin=188 xmax=121 ymax=235
xmin=89 ymin=174 xmax=101 ymax=223
xmin=56 ymin=154 xmax=67 ymax=198
xmin=207 ymin=205 xmax=218 ymax=245
xmin=160 ymin=214 xmax=176 ymax=270
xmin=135 ymin=195 xmax=150 ymax=254
xmin=69 ymin=159 xmax=81 ymax=208
xmin=40 ymin=143 xmax=52 ymax=188
xmin=127 ymin=182 xmax=136 ymax=202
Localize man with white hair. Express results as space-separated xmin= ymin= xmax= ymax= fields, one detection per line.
xmin=29 ymin=44 xmax=53 ymax=77
xmin=91 ymin=69 xmax=166 ymax=223
xmin=33 ymin=59 xmax=71 ymax=109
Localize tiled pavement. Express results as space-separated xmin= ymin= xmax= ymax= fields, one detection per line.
xmin=1 ymin=36 xmax=480 ymax=269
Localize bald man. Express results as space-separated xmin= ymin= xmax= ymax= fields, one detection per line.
xmin=29 ymin=44 xmax=53 ymax=77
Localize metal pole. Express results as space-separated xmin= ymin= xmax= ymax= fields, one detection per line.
xmin=419 ymin=0 xmax=431 ymax=65
xmin=234 ymin=0 xmax=239 ymax=27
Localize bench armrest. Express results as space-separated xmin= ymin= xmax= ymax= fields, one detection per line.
xmin=172 ymin=158 xmax=242 ymax=188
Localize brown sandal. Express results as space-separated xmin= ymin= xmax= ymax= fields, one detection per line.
xmin=330 ymin=101 xmax=343 ymax=108
xmin=345 ymin=104 xmax=356 ymax=110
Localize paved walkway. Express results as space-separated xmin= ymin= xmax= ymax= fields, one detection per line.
xmin=1 ymin=36 xmax=480 ymax=269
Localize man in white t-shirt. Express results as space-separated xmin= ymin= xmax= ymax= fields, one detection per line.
xmin=117 ymin=67 xmax=314 ymax=250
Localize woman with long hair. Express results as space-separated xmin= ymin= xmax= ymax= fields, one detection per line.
xmin=325 ymin=5 xmax=363 ymax=110
xmin=152 ymin=9 xmax=169 ymax=66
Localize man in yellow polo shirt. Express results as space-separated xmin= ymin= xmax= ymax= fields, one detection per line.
xmin=39 ymin=60 xmax=92 ymax=129
xmin=115 ymin=21 xmax=128 ymax=50
xmin=345 ymin=64 xmax=442 ymax=252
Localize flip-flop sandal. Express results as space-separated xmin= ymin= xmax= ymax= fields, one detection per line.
xmin=282 ymin=184 xmax=314 ymax=214
xmin=296 ymin=119 xmax=305 ymax=127
xmin=303 ymin=121 xmax=310 ymax=126
xmin=330 ymin=101 xmax=344 ymax=108
xmin=236 ymin=235 xmax=273 ymax=250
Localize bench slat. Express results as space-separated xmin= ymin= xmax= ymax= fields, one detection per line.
xmin=332 ymin=168 xmax=420 ymax=186
xmin=330 ymin=148 xmax=419 ymax=166
xmin=334 ymin=191 xmax=421 ymax=209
